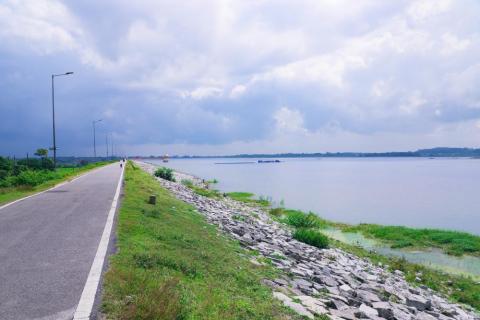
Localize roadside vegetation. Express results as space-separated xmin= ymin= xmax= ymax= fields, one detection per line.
xmin=341 ymin=224 xmax=480 ymax=257
xmin=0 ymin=153 xmax=113 ymax=205
xmin=102 ymin=162 xmax=306 ymax=320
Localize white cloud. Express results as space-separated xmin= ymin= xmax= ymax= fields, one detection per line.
xmin=274 ymin=107 xmax=307 ymax=134
xmin=229 ymin=85 xmax=246 ymax=98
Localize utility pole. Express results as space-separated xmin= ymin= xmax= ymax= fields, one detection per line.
xmin=51 ymin=72 xmax=73 ymax=168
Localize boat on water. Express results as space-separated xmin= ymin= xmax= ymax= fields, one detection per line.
xmin=162 ymin=154 xmax=169 ymax=163
xmin=258 ymin=159 xmax=281 ymax=163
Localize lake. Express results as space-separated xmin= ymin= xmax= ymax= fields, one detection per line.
xmin=146 ymin=157 xmax=480 ymax=235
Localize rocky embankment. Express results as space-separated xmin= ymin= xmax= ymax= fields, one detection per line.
xmin=137 ymin=161 xmax=479 ymax=320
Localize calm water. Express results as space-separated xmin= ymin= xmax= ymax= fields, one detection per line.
xmin=147 ymin=157 xmax=480 ymax=235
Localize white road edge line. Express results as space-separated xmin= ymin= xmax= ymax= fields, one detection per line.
xmin=0 ymin=164 xmax=113 ymax=211
xmin=73 ymin=163 xmax=125 ymax=320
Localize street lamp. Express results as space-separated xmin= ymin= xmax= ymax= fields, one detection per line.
xmin=105 ymin=133 xmax=109 ymax=158
xmin=92 ymin=119 xmax=102 ymax=159
xmin=110 ymin=133 xmax=114 ymax=159
xmin=51 ymin=71 xmax=74 ymax=168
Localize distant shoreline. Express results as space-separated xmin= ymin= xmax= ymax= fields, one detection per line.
xmin=140 ymin=147 xmax=480 ymax=159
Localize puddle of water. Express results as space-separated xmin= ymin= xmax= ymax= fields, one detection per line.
xmin=322 ymin=228 xmax=480 ymax=280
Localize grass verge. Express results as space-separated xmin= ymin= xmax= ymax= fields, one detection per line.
xmin=342 ymin=224 xmax=480 ymax=257
xmin=0 ymin=161 xmax=114 ymax=206
xmin=101 ymin=162 xmax=306 ymax=320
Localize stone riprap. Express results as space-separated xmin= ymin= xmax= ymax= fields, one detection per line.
xmin=137 ymin=161 xmax=479 ymax=320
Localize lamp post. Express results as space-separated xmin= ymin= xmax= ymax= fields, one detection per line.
xmin=110 ymin=133 xmax=114 ymax=159
xmin=51 ymin=71 xmax=73 ymax=168
xmin=105 ymin=133 xmax=109 ymax=158
xmin=92 ymin=119 xmax=102 ymax=159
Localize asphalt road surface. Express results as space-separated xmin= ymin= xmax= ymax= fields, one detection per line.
xmin=0 ymin=163 xmax=123 ymax=320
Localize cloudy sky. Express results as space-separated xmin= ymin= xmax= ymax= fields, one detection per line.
xmin=1 ymin=0 xmax=480 ymax=156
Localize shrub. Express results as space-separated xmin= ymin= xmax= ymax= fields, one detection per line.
xmin=154 ymin=167 xmax=175 ymax=182
xmin=284 ymin=210 xmax=321 ymax=229
xmin=13 ymin=170 xmax=60 ymax=186
xmin=293 ymin=229 xmax=329 ymax=249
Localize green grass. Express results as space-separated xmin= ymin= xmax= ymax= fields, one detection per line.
xmin=270 ymin=208 xmax=329 ymax=229
xmin=101 ymin=162 xmax=306 ymax=320
xmin=342 ymin=224 xmax=480 ymax=257
xmin=293 ymin=229 xmax=329 ymax=249
xmin=0 ymin=161 xmax=114 ymax=205
xmin=332 ymin=239 xmax=480 ymax=311
xmin=226 ymin=192 xmax=270 ymax=207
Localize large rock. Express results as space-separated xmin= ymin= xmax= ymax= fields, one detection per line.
xmin=358 ymin=303 xmax=379 ymax=317
xmin=415 ymin=312 xmax=437 ymax=320
xmin=314 ymin=274 xmax=339 ymax=287
xmin=356 ymin=289 xmax=381 ymax=303
xmin=371 ymin=301 xmax=394 ymax=320
xmin=330 ymin=308 xmax=357 ymax=320
xmin=273 ymin=292 xmax=314 ymax=319
xmin=407 ymin=294 xmax=432 ymax=311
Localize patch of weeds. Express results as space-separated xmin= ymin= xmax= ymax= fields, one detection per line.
xmin=341 ymin=223 xmax=480 ymax=257
xmin=293 ymin=229 xmax=329 ymax=249
xmin=284 ymin=210 xmax=318 ymax=228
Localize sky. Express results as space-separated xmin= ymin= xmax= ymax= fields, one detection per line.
xmin=1 ymin=0 xmax=480 ymax=157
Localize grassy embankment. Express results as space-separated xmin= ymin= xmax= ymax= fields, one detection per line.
xmin=101 ymin=162 xmax=309 ymax=319
xmin=0 ymin=161 xmax=114 ymax=205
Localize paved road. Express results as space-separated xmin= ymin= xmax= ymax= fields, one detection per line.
xmin=0 ymin=163 xmax=123 ymax=320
